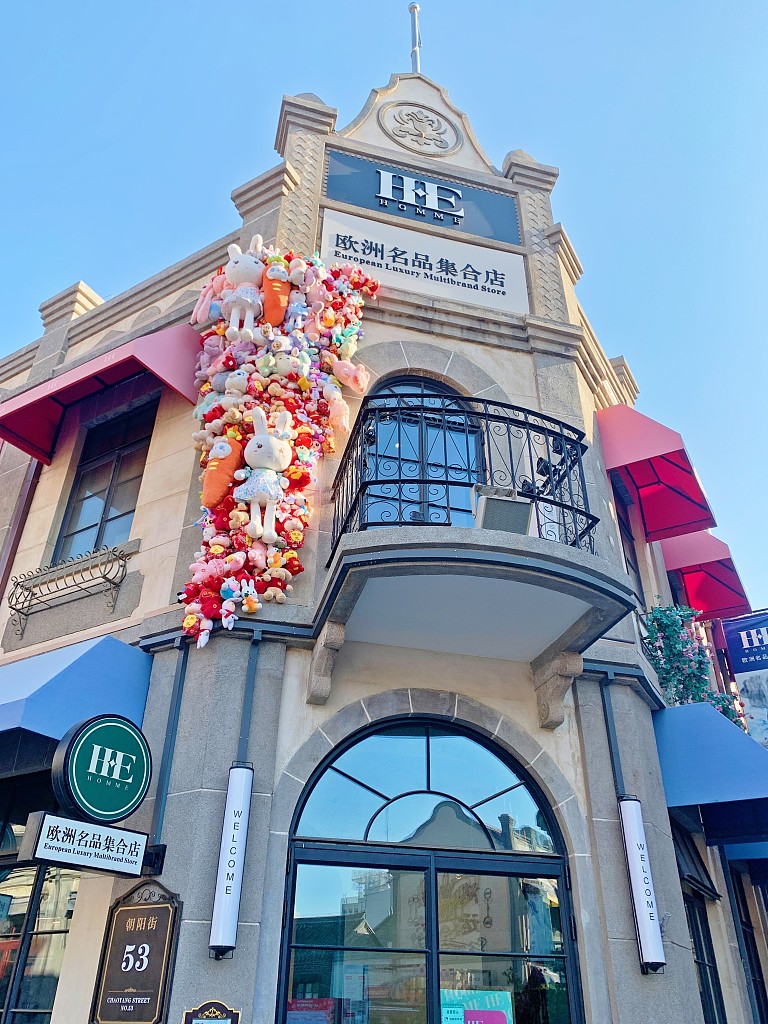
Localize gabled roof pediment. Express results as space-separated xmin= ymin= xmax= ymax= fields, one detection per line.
xmin=338 ymin=73 xmax=497 ymax=174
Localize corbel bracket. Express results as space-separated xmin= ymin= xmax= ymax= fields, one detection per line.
xmin=533 ymin=652 xmax=583 ymax=729
xmin=306 ymin=620 xmax=345 ymax=705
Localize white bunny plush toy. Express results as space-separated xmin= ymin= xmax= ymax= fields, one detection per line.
xmin=221 ymin=234 xmax=266 ymax=343
xmin=233 ymin=408 xmax=294 ymax=543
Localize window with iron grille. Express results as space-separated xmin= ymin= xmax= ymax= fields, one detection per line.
xmin=54 ymin=402 xmax=158 ymax=563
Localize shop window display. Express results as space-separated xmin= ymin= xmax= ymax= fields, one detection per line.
xmin=281 ymin=722 xmax=581 ymax=1024
xmin=0 ymin=867 xmax=78 ymax=1023
xmin=0 ymin=775 xmax=78 ymax=1022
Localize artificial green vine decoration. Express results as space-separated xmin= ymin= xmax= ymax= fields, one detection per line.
xmin=644 ymin=604 xmax=738 ymax=721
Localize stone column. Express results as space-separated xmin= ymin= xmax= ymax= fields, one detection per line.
xmin=573 ymin=675 xmax=706 ymax=1023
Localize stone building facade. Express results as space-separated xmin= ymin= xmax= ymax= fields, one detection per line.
xmin=0 ymin=73 xmax=765 ymax=1024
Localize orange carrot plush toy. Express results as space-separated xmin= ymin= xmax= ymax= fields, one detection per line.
xmin=262 ymin=262 xmax=291 ymax=327
xmin=202 ymin=436 xmax=243 ymax=509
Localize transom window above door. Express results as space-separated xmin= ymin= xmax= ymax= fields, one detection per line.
xmin=295 ymin=723 xmax=555 ymax=855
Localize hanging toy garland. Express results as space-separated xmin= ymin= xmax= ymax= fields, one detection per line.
xmin=181 ymin=234 xmax=380 ymax=648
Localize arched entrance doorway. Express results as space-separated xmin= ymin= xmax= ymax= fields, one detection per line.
xmin=277 ymin=719 xmax=583 ymax=1024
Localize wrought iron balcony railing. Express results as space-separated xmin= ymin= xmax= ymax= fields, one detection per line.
xmin=8 ymin=546 xmax=129 ymax=637
xmin=329 ymin=392 xmax=599 ymax=562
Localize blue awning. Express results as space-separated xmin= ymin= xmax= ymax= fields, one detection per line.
xmin=654 ymin=703 xmax=768 ymax=852
xmin=654 ymin=703 xmax=768 ymax=807
xmin=0 ymin=636 xmax=151 ymax=739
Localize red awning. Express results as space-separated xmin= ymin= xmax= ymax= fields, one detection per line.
xmin=0 ymin=324 xmax=201 ymax=464
xmin=597 ymin=404 xmax=716 ymax=542
xmin=661 ymin=532 xmax=751 ymax=621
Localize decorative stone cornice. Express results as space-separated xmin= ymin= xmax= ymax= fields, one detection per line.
xmin=66 ymin=230 xmax=238 ymax=348
xmin=231 ymin=160 xmax=300 ymax=223
xmin=574 ymin=308 xmax=638 ymax=409
xmin=533 ymin=651 xmax=583 ymax=729
xmin=39 ymin=281 xmax=103 ymax=333
xmin=275 ymin=93 xmax=337 ymax=157
xmin=306 ymin=620 xmax=345 ymax=705
xmin=609 ymin=356 xmax=639 ymax=405
xmin=0 ymin=342 xmax=38 ymax=386
xmin=545 ymin=223 xmax=583 ymax=285
xmin=365 ymin=290 xmax=587 ymax=361
xmin=524 ymin=316 xmax=584 ymax=357
xmin=502 ymin=150 xmax=559 ymax=192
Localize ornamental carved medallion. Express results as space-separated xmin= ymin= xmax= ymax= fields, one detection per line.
xmin=378 ymin=102 xmax=461 ymax=156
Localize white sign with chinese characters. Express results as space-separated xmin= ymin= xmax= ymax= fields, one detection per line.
xmin=30 ymin=812 xmax=147 ymax=876
xmin=321 ymin=209 xmax=529 ymax=315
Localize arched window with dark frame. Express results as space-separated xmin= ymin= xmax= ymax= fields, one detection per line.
xmin=278 ymin=720 xmax=583 ymax=1024
xmin=361 ymin=376 xmax=483 ymax=530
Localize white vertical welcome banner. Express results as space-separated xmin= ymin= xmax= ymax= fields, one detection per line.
xmin=618 ymin=796 xmax=666 ymax=971
xmin=209 ymin=764 xmax=253 ymax=957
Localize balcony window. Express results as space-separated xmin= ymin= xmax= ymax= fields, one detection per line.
xmin=53 ymin=402 xmax=158 ymax=563
xmin=330 ymin=376 xmax=598 ymax=558
xmin=362 ymin=377 xmax=481 ymax=529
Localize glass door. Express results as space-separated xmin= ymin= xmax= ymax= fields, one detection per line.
xmin=280 ymin=847 xmax=578 ymax=1024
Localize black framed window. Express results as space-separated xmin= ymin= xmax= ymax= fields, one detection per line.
xmin=363 ymin=377 xmax=482 ymax=529
xmin=0 ymin=775 xmax=78 ymax=1023
xmin=683 ymin=890 xmax=728 ymax=1024
xmin=279 ymin=721 xmax=582 ymax=1024
xmin=611 ymin=482 xmax=645 ymax=606
xmin=54 ymin=402 xmax=158 ymax=563
xmin=732 ymin=871 xmax=768 ymax=1023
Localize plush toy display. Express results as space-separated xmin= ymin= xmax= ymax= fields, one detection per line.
xmin=181 ymin=238 xmax=379 ymax=647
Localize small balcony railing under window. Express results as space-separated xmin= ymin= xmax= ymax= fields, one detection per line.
xmin=329 ymin=387 xmax=599 ymax=560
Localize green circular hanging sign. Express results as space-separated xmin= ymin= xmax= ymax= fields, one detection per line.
xmin=52 ymin=715 xmax=152 ymax=824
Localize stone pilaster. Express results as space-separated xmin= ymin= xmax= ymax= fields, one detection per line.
xmin=28 ymin=281 xmax=104 ymax=384
xmin=274 ymin=94 xmax=337 ymax=254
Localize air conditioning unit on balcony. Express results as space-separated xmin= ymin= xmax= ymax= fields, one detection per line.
xmin=472 ymin=485 xmax=535 ymax=535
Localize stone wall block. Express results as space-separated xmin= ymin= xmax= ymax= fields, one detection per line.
xmin=319 ymin=698 xmax=371 ymax=747
xmin=251 ymin=829 xmax=290 ymax=1023
xmin=167 ymin=920 xmax=261 ymax=1024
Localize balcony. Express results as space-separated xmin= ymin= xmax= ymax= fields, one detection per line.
xmin=315 ymin=393 xmax=636 ymax=691
xmin=330 ymin=391 xmax=599 ymax=560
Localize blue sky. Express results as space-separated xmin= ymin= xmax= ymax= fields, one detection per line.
xmin=3 ymin=0 xmax=767 ymax=606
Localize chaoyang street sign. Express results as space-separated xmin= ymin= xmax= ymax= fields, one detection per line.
xmin=321 ymin=209 xmax=529 ymax=316
xmin=53 ymin=714 xmax=152 ymax=823
xmin=91 ymin=881 xmax=181 ymax=1024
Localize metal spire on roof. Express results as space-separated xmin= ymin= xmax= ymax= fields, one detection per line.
xmin=409 ymin=3 xmax=422 ymax=74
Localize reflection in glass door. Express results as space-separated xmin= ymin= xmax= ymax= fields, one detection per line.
xmin=279 ymin=721 xmax=581 ymax=1024
xmin=282 ymin=857 xmax=574 ymax=1024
